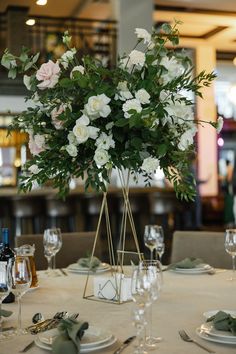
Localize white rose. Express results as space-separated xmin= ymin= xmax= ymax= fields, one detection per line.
xmin=66 ymin=144 xmax=78 ymax=157
xmin=135 ymin=89 xmax=150 ymax=104
xmin=160 ymin=57 xmax=184 ymax=84
xmin=73 ymin=123 xmax=90 ymax=144
xmin=72 ymin=114 xmax=99 ymax=143
xmin=88 ymin=126 xmax=100 ymax=140
xmin=141 ymin=157 xmax=160 ymax=173
xmin=67 ymin=131 xmax=77 ymax=145
xmin=94 ymin=149 xmax=110 ymax=167
xmin=122 ymin=98 xmax=142 ymax=118
xmin=60 ymin=48 xmax=76 ymax=69
xmin=84 ymin=94 xmax=111 ymax=120
xmin=135 ymin=28 xmax=151 ymax=44
xmin=216 ymin=116 xmax=224 ymax=133
xmin=165 ymin=100 xmax=194 ymax=125
xmin=96 ymin=132 xmax=115 ymax=150
xmin=129 ymin=50 xmax=145 ymax=68
xmin=178 ymin=129 xmax=196 ymax=151
xmin=28 ymin=164 xmax=40 ymax=174
xmin=23 ymin=75 xmax=32 ymax=90
xmin=115 ymin=81 xmax=133 ymax=101
xmin=70 ymin=65 xmax=85 ymax=78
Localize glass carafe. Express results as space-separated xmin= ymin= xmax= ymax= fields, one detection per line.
xmin=15 ymin=244 xmax=38 ymax=288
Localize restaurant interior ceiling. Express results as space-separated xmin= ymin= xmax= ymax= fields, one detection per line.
xmin=1 ymin=0 xmax=236 ymax=52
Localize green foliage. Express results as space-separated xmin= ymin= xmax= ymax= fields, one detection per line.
xmin=0 ymin=24 xmax=220 ymax=200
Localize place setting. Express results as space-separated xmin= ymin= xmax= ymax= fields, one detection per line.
xmin=196 ymin=310 xmax=236 ymax=346
xmin=34 ymin=323 xmax=117 ymax=352
xmin=168 ymin=257 xmax=214 ymax=275
xmin=67 ymin=256 xmax=111 ymax=274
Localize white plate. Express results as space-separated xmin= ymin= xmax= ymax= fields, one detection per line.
xmin=199 ymin=322 xmax=236 ymax=341
xmin=203 ymin=310 xmax=236 ymax=320
xmin=35 ymin=335 xmax=117 ymax=352
xmin=39 ymin=326 xmax=113 ymax=348
xmin=67 ymin=263 xmax=110 ymax=274
xmin=196 ymin=327 xmax=236 ymax=345
xmin=171 ymin=264 xmax=212 ymax=274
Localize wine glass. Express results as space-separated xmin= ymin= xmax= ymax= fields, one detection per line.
xmin=144 ymin=225 xmax=163 ymax=261
xmin=131 ymin=266 xmax=150 ymax=354
xmin=11 ymin=256 xmax=32 ymax=334
xmin=43 ymin=228 xmax=62 ymax=273
xmin=0 ymin=262 xmax=12 ymax=341
xmin=132 ymin=307 xmax=148 ymax=354
xmin=225 ymin=229 xmax=236 ymax=280
xmin=156 ymin=242 xmax=165 ymax=264
xmin=140 ymin=260 xmax=163 ymax=349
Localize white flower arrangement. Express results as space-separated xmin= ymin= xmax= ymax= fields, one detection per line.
xmin=1 ymin=23 xmax=222 ymax=199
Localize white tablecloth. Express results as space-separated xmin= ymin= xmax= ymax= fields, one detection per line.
xmin=1 ymin=268 xmax=236 ymax=354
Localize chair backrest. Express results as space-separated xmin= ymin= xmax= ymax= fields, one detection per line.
xmin=171 ymin=231 xmax=231 ymax=269
xmin=15 ymin=231 xmax=101 ymax=270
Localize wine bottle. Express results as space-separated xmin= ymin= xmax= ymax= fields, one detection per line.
xmin=0 ymin=228 xmax=15 ymax=303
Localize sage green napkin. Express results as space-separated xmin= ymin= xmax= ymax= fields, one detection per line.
xmin=0 ymin=309 xmax=13 ymax=317
xmin=77 ymin=256 xmax=101 ymax=271
xmin=52 ymin=318 xmax=89 ymax=354
xmin=207 ymin=311 xmax=236 ymax=335
xmin=170 ymin=257 xmax=204 ymax=269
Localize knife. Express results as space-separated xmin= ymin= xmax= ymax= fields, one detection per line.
xmin=113 ymin=335 xmax=136 ymax=354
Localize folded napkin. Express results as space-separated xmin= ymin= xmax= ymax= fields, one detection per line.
xmin=77 ymin=256 xmax=101 ymax=271
xmin=169 ymin=257 xmax=204 ymax=269
xmin=52 ymin=318 xmax=89 ymax=354
xmin=0 ymin=309 xmax=13 ymax=317
xmin=207 ymin=311 xmax=236 ymax=335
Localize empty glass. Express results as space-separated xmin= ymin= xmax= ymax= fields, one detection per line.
xmin=11 ymin=256 xmax=32 ymax=334
xmin=141 ymin=260 xmax=163 ymax=348
xmin=43 ymin=228 xmax=62 ymax=273
xmin=0 ymin=262 xmax=12 ymax=341
xmin=225 ymin=229 xmax=236 ymax=280
xmin=144 ymin=225 xmax=164 ymax=261
xmin=131 ymin=260 xmax=163 ymax=350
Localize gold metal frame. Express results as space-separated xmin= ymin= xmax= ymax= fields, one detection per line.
xmin=83 ymin=168 xmax=143 ymax=304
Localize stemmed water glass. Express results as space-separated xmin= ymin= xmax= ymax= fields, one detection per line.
xmin=11 ymin=256 xmax=32 ymax=334
xmin=131 ymin=266 xmax=149 ymax=354
xmin=144 ymin=225 xmax=164 ymax=261
xmin=225 ymin=229 xmax=236 ymax=280
xmin=141 ymin=260 xmax=163 ymax=349
xmin=0 ymin=262 xmax=12 ymax=341
xmin=43 ymin=228 xmax=62 ymax=273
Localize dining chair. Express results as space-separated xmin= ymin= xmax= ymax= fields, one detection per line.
xmin=15 ymin=231 xmax=102 ymax=270
xmin=170 ymin=230 xmax=232 ymax=269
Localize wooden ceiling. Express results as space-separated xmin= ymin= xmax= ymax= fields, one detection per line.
xmin=1 ymin=0 xmax=236 ymax=52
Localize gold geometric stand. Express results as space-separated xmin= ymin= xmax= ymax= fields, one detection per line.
xmin=83 ymin=168 xmax=143 ymax=304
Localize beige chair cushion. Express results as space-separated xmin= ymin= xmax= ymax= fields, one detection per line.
xmin=170 ymin=231 xmax=231 ymax=269
xmin=15 ymin=232 xmax=101 ymax=270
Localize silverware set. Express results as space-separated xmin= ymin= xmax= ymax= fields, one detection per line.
xmin=19 ymin=312 xmax=79 ymax=353
xmin=26 ymin=311 xmax=78 ymax=334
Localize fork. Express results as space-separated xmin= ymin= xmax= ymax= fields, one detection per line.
xmin=178 ymin=330 xmax=215 ymax=353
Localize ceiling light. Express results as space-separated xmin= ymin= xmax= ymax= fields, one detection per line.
xmin=36 ymin=0 xmax=47 ymax=5
xmin=26 ymin=19 xmax=36 ymax=26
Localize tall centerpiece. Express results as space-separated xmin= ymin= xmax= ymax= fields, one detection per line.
xmin=1 ymin=22 xmax=222 ymax=302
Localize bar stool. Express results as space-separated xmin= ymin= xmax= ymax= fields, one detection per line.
xmin=45 ymin=196 xmax=77 ymax=232
xmin=11 ymin=197 xmax=45 ymax=237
